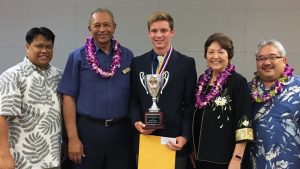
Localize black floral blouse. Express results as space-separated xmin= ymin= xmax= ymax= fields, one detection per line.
xmin=192 ymin=72 xmax=253 ymax=164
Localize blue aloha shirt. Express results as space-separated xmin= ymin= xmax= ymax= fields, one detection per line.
xmin=250 ymin=75 xmax=300 ymax=169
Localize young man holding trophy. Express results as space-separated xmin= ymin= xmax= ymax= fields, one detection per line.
xmin=130 ymin=11 xmax=197 ymax=169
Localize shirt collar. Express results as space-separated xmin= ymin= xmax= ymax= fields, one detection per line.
xmin=152 ymin=50 xmax=166 ymax=61
xmin=152 ymin=50 xmax=167 ymax=61
xmin=94 ymin=39 xmax=115 ymax=56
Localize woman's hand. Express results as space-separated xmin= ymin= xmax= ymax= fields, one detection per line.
xmin=228 ymin=156 xmax=242 ymax=169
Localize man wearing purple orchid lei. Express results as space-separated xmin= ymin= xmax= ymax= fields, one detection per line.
xmin=58 ymin=8 xmax=135 ymax=169
xmin=248 ymin=39 xmax=300 ymax=169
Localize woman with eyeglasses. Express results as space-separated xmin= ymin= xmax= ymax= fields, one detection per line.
xmin=191 ymin=33 xmax=254 ymax=169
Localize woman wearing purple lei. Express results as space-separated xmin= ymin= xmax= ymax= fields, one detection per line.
xmin=192 ymin=33 xmax=253 ymax=169
xmin=248 ymin=39 xmax=300 ymax=169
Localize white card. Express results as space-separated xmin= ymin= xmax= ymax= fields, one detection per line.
xmin=161 ymin=137 xmax=176 ymax=145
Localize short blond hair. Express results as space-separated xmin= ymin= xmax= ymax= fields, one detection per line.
xmin=147 ymin=11 xmax=174 ymax=31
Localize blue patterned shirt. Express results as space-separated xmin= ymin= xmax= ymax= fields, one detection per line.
xmin=250 ymin=75 xmax=300 ymax=169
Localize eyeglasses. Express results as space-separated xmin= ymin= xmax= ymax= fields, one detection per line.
xmin=256 ymin=54 xmax=283 ymax=62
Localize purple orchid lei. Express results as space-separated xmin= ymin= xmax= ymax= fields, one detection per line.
xmin=250 ymin=64 xmax=294 ymax=103
xmin=85 ymin=36 xmax=122 ymax=78
xmin=195 ymin=64 xmax=236 ymax=109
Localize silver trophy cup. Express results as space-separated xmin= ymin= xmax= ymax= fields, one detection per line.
xmin=139 ymin=71 xmax=169 ymax=129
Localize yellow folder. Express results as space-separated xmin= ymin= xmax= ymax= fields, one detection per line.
xmin=138 ymin=134 xmax=176 ymax=169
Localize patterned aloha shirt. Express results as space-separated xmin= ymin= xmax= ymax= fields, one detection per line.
xmin=250 ymin=75 xmax=300 ymax=169
xmin=0 ymin=58 xmax=62 ymax=169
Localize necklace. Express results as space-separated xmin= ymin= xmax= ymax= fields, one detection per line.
xmin=250 ymin=64 xmax=294 ymax=103
xmin=85 ymin=36 xmax=122 ymax=78
xmin=195 ymin=64 xmax=236 ymax=109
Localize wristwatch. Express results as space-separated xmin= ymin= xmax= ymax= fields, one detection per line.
xmin=232 ymin=153 xmax=243 ymax=160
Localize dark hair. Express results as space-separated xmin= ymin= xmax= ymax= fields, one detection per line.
xmin=147 ymin=11 xmax=174 ymax=31
xmin=25 ymin=27 xmax=55 ymax=44
xmin=204 ymin=33 xmax=234 ymax=60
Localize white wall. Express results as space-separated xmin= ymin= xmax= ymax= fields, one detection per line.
xmin=1 ymin=0 xmax=299 ymax=80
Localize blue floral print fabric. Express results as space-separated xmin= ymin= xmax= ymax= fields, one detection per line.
xmin=250 ymin=75 xmax=300 ymax=169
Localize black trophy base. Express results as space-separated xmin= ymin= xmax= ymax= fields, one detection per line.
xmin=144 ymin=111 xmax=164 ymax=129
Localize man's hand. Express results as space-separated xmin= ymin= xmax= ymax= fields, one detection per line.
xmin=68 ymin=137 xmax=85 ymax=165
xmin=0 ymin=116 xmax=15 ymax=169
xmin=134 ymin=121 xmax=155 ymax=135
xmin=166 ymin=136 xmax=187 ymax=151
xmin=0 ymin=153 xmax=15 ymax=169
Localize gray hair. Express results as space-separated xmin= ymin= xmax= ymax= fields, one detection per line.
xmin=89 ymin=8 xmax=115 ymax=25
xmin=255 ymin=39 xmax=287 ymax=57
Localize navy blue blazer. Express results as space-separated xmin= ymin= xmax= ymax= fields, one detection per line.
xmin=130 ymin=49 xmax=197 ymax=156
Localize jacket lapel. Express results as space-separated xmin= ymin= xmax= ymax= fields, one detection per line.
xmin=143 ymin=50 xmax=154 ymax=75
xmin=164 ymin=49 xmax=178 ymax=82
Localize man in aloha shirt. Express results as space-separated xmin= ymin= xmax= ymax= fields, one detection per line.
xmin=0 ymin=27 xmax=62 ymax=169
xmin=249 ymin=39 xmax=300 ymax=169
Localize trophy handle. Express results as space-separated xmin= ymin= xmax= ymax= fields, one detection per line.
xmin=160 ymin=71 xmax=169 ymax=94
xmin=139 ymin=72 xmax=148 ymax=94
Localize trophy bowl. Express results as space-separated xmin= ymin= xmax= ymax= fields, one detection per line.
xmin=139 ymin=71 xmax=169 ymax=129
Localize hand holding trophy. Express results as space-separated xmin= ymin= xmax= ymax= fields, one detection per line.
xmin=139 ymin=71 xmax=169 ymax=129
